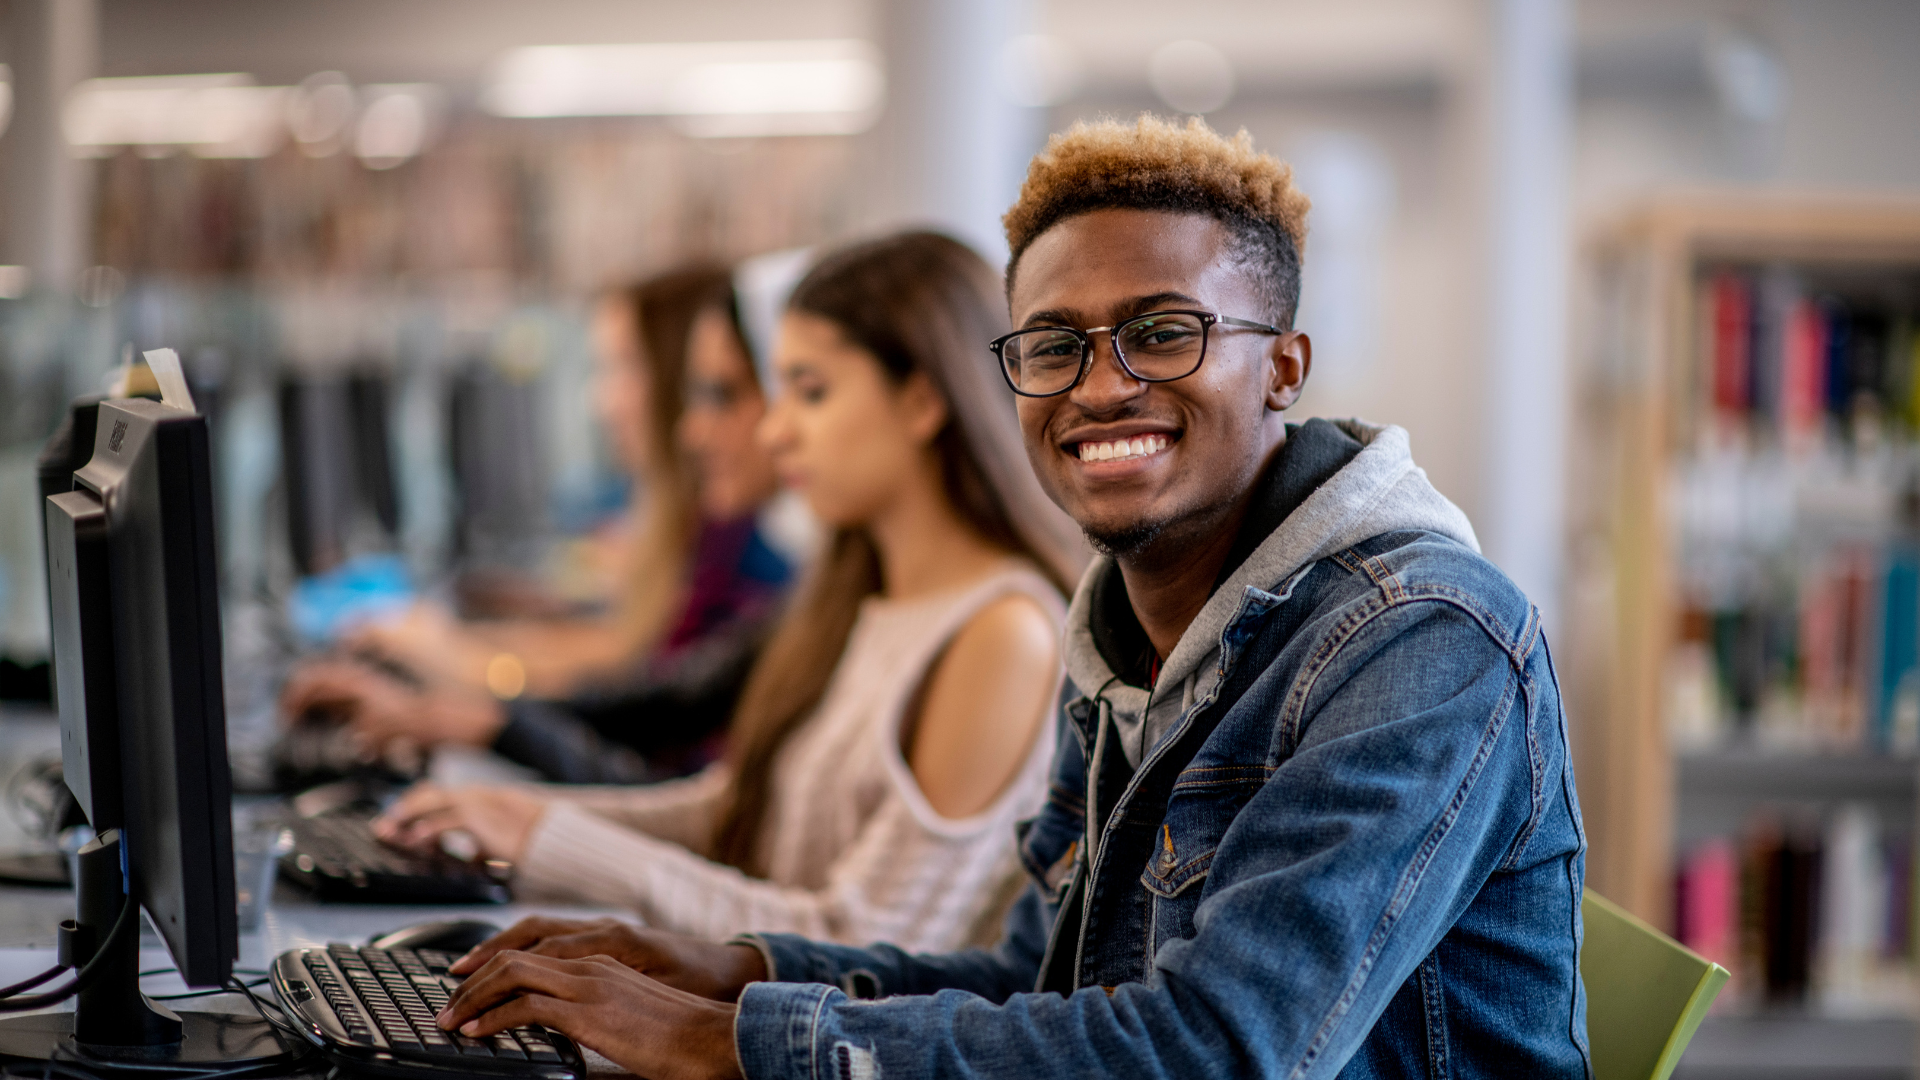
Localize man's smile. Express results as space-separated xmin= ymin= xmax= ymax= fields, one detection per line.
xmin=1058 ymin=423 xmax=1181 ymax=475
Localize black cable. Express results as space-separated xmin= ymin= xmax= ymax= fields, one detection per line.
xmin=149 ymin=978 xmax=269 ymax=1002
xmin=0 ymin=962 xmax=68 ymax=999
xmin=2 ymin=979 xmax=321 ymax=1080
xmin=0 ymin=890 xmax=140 ymax=1013
xmin=223 ymin=974 xmax=311 ymax=1048
xmin=137 ymin=968 xmax=266 ymax=980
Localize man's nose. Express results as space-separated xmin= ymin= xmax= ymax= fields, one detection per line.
xmin=1069 ymin=334 xmax=1146 ymax=411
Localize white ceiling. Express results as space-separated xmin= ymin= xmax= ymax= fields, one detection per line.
xmin=86 ymin=0 xmax=1470 ymax=101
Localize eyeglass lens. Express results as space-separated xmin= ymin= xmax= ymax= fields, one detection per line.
xmin=1000 ymin=312 xmax=1209 ymax=395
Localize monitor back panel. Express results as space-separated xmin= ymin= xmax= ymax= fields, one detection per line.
xmin=75 ymin=398 xmax=237 ymax=987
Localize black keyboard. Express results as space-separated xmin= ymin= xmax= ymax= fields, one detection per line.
xmin=280 ymin=807 xmax=512 ymax=904
xmin=272 ymin=944 xmax=583 ymax=1079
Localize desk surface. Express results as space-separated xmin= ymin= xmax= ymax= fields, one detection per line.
xmin=0 ymin=880 xmax=634 ymax=1074
xmin=0 ymin=709 xmax=637 ymax=1072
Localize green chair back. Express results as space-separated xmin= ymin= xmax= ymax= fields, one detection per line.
xmin=1580 ymin=887 xmax=1731 ymax=1080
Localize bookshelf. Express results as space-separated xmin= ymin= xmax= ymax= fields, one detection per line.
xmin=1567 ymin=192 xmax=1920 ymax=1023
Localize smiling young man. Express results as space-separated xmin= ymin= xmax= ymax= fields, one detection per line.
xmin=434 ymin=117 xmax=1589 ymax=1079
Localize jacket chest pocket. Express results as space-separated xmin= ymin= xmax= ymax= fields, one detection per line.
xmin=1139 ymin=771 xmax=1265 ymax=955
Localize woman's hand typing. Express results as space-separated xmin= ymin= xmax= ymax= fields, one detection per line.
xmin=373 ymin=783 xmax=549 ymax=862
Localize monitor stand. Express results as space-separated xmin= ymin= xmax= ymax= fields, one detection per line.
xmin=0 ymin=831 xmax=286 ymax=1067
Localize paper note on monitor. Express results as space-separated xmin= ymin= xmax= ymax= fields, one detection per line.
xmin=142 ymin=348 xmax=198 ymax=414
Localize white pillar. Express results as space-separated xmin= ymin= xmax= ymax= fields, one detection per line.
xmin=1480 ymin=0 xmax=1571 ymax=630
xmin=866 ymin=0 xmax=1039 ymax=264
xmin=1 ymin=0 xmax=96 ymax=296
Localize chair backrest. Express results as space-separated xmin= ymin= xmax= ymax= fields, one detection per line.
xmin=1580 ymin=887 xmax=1731 ymax=1080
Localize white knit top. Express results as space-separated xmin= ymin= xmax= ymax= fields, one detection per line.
xmin=513 ymin=563 xmax=1065 ymax=951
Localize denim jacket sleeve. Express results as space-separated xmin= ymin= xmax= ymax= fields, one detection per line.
xmin=738 ymin=879 xmax=1052 ymax=1002
xmin=732 ymin=598 xmax=1552 ymax=1080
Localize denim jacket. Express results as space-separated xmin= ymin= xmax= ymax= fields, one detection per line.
xmin=733 ymin=421 xmax=1588 ymax=1079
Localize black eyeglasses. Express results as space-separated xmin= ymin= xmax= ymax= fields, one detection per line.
xmin=989 ymin=310 xmax=1284 ymax=398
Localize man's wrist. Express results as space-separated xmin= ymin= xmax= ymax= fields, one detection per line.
xmin=720 ymin=936 xmax=774 ymax=995
xmin=691 ymin=1000 xmax=745 ymax=1080
xmin=717 ymin=943 xmax=769 ymax=1002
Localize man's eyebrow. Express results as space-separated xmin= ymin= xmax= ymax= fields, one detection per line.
xmin=1021 ymin=292 xmax=1206 ymax=329
xmin=1022 ymin=307 xmax=1081 ymax=329
xmin=1120 ymin=291 xmax=1204 ymax=316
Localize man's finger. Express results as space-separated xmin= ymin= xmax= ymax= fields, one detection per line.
xmin=451 ymin=917 xmax=574 ymax=975
xmin=523 ymin=930 xmax=612 ymax=962
xmin=452 ymin=992 xmax=570 ymax=1040
xmin=438 ymin=953 xmax=586 ymax=1030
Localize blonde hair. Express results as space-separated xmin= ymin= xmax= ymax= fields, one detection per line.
xmin=1003 ymin=115 xmax=1312 ymax=325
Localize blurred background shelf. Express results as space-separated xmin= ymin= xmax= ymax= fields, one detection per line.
xmin=1567 ymin=196 xmax=1920 ymax=1064
xmin=1679 ymin=750 xmax=1920 ymax=796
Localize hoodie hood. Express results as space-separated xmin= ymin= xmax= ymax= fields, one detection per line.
xmin=1062 ymin=419 xmax=1480 ymax=767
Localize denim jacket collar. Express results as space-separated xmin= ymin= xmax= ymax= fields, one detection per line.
xmin=1061 ymin=419 xmax=1481 ymax=769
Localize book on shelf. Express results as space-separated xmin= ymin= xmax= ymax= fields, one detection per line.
xmin=1670 ymin=261 xmax=1920 ymax=752
xmin=1677 ymin=806 xmax=1917 ymax=1013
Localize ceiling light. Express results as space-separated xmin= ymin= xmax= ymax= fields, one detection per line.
xmin=356 ymin=84 xmax=442 ymax=169
xmin=289 ymin=71 xmax=356 ymax=156
xmin=483 ymin=40 xmax=883 ymax=138
xmin=64 ymin=73 xmax=289 ymax=157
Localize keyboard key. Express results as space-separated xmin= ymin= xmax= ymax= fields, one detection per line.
xmin=489 ymin=1032 xmax=527 ymax=1059
xmin=452 ymin=1034 xmax=493 ymax=1057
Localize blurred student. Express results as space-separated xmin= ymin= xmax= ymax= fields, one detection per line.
xmin=373 ymin=232 xmax=1084 ymax=951
xmin=284 ymin=267 xmax=800 ymax=782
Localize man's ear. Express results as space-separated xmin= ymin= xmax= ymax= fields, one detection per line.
xmin=1265 ymin=331 xmax=1311 ymax=412
xmin=897 ymin=371 xmax=951 ymax=444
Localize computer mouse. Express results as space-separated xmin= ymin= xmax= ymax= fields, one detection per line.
xmin=367 ymin=918 xmax=502 ymax=954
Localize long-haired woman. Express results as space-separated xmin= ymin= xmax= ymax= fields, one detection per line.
xmin=375 ymin=232 xmax=1082 ymax=951
xmin=284 ymin=267 xmax=799 ymax=782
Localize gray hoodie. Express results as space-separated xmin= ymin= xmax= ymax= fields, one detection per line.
xmin=1062 ymin=419 xmax=1481 ymax=767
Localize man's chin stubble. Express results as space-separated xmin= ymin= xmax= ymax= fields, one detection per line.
xmin=1083 ymin=519 xmax=1168 ymax=560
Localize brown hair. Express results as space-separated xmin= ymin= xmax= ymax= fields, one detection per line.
xmin=612 ymin=266 xmax=734 ymax=655
xmin=1002 ymin=115 xmax=1312 ymax=327
xmin=711 ymin=232 xmax=1084 ymax=873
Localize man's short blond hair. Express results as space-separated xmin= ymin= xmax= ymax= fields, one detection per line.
xmin=1002 ymin=115 xmax=1312 ymax=325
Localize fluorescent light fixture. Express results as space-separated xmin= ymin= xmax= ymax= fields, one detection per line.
xmin=64 ymin=73 xmax=290 ymax=157
xmin=356 ymin=83 xmax=445 ymax=169
xmin=483 ymin=40 xmax=883 ymax=137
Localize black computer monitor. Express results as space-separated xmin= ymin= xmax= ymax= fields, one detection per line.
xmin=0 ymin=394 xmax=281 ymax=1065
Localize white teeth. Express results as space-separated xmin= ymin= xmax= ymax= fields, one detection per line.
xmin=1077 ymin=434 xmax=1170 ymax=463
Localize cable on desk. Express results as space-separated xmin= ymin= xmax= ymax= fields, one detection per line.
xmin=0 ymin=978 xmax=320 ymax=1080
xmin=0 ymin=963 xmax=68 ymax=1000
xmin=149 ymin=977 xmax=270 ymax=1002
xmin=0 ymin=891 xmax=139 ymax=1013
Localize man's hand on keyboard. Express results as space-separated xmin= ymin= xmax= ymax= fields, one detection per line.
xmin=451 ymin=916 xmax=767 ymax=1003
xmin=374 ymin=782 xmax=548 ymax=862
xmin=437 ymin=952 xmax=742 ymax=1080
